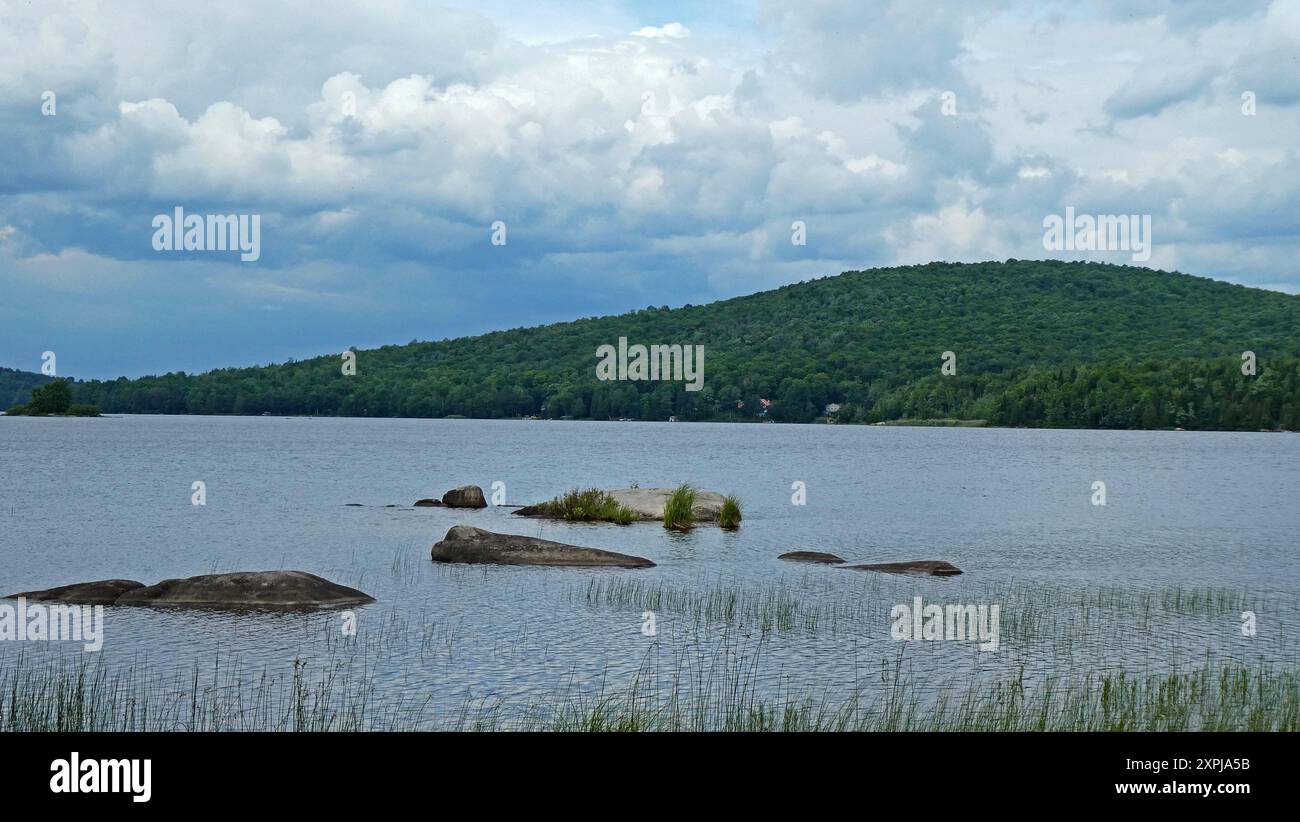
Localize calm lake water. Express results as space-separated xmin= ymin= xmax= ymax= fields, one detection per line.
xmin=2 ymin=415 xmax=1298 ymax=723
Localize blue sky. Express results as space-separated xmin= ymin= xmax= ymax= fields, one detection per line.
xmin=2 ymin=0 xmax=1298 ymax=379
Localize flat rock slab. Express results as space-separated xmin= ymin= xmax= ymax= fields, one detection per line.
xmin=7 ymin=579 xmax=144 ymax=605
xmin=778 ymin=551 xmax=845 ymax=564
xmin=8 ymin=571 xmax=374 ymax=608
xmin=515 ymin=487 xmax=726 ymax=522
xmin=841 ymin=560 xmax=962 ymax=576
xmin=413 ymin=498 xmax=443 ymax=507
xmin=116 ymin=571 xmax=374 ymax=607
xmin=431 ymin=525 xmax=654 ymax=568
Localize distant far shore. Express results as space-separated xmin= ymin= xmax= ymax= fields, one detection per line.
xmin=5 ymin=411 xmax=1293 ymax=434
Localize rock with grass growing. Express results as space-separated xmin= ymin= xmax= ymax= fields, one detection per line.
xmin=511 ymin=488 xmax=638 ymax=524
xmin=515 ymin=486 xmax=731 ymax=523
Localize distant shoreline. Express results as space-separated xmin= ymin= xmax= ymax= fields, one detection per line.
xmin=5 ymin=411 xmax=1292 ymax=434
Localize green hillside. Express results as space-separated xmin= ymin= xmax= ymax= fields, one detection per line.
xmin=0 ymin=367 xmax=51 ymax=410
xmin=60 ymin=260 xmax=1300 ymax=429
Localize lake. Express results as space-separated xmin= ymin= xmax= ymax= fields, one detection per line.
xmin=2 ymin=416 xmax=1298 ymax=728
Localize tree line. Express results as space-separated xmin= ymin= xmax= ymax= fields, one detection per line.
xmin=9 ymin=260 xmax=1298 ymax=430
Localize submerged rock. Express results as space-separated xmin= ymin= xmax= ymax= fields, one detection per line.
xmin=430 ymin=525 xmax=654 ymax=568
xmin=7 ymin=579 xmax=144 ymax=605
xmin=442 ymin=485 xmax=487 ymax=508
xmin=9 ymin=572 xmax=374 ymax=608
xmin=841 ymin=560 xmax=962 ymax=576
xmin=515 ymin=487 xmax=726 ymax=522
xmin=414 ymin=498 xmax=443 ymax=507
xmin=778 ymin=551 xmax=845 ymax=564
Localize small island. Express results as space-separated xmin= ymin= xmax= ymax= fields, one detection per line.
xmin=515 ymin=484 xmax=743 ymax=530
xmin=4 ymin=378 xmax=100 ymax=417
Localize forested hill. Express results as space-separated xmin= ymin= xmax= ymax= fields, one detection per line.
xmin=52 ymin=260 xmax=1300 ymax=429
xmin=0 ymin=367 xmax=51 ymax=410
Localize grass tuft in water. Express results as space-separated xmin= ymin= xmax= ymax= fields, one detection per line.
xmin=718 ymin=494 xmax=743 ymax=529
xmin=663 ymin=483 xmax=697 ymax=531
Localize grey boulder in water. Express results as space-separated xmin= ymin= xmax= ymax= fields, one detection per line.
xmin=6 ymin=579 xmax=145 ymax=605
xmin=778 ymin=551 xmax=846 ymax=564
xmin=441 ymin=485 xmax=488 ymax=508
xmin=431 ymin=525 xmax=654 ymax=568
xmin=115 ymin=571 xmax=375 ymax=607
xmin=9 ymin=571 xmax=374 ymax=608
xmin=841 ymin=560 xmax=962 ymax=576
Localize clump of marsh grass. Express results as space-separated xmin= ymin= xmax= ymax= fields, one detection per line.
xmin=520 ymin=653 xmax=1300 ymax=732
xmin=535 ymin=488 xmax=638 ymax=525
xmin=719 ymin=494 xmax=742 ymax=529
xmin=662 ymin=483 xmax=697 ymax=531
xmin=0 ymin=650 xmax=436 ymax=732
xmin=576 ymin=576 xmax=846 ymax=635
xmin=7 ymin=647 xmax=1295 ymax=732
